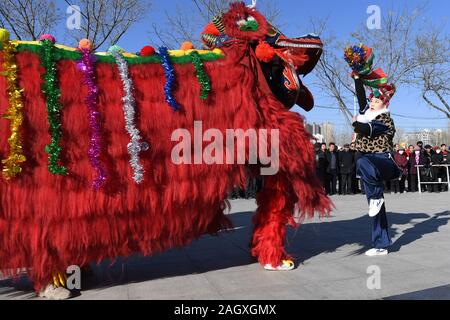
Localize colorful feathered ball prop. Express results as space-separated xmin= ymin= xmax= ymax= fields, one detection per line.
xmin=344 ymin=44 xmax=373 ymax=75
xmin=344 ymin=44 xmax=388 ymax=89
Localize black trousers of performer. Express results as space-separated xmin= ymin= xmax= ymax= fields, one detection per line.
xmin=356 ymin=153 xmax=400 ymax=249
xmin=339 ymin=174 xmax=353 ymax=194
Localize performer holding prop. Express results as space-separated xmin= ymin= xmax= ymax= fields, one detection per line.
xmin=345 ymin=44 xmax=401 ymax=256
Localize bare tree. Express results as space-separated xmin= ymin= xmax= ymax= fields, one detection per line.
xmin=0 ymin=0 xmax=60 ymax=40
xmin=351 ymin=4 xmax=428 ymax=86
xmin=410 ymin=27 xmax=450 ymax=119
xmin=309 ymin=17 xmax=355 ymax=128
xmin=152 ymin=0 xmax=281 ymax=49
xmin=63 ymin=0 xmax=150 ymax=50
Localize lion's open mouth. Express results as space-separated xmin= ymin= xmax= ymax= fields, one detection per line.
xmin=276 ymin=34 xmax=323 ymax=50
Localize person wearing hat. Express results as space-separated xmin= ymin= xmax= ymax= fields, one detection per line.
xmin=422 ymin=145 xmax=435 ymax=192
xmin=350 ymin=72 xmax=401 ymax=257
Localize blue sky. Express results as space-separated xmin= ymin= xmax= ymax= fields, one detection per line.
xmin=55 ymin=0 xmax=450 ymax=132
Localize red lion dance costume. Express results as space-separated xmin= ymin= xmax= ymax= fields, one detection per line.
xmin=0 ymin=2 xmax=332 ymax=296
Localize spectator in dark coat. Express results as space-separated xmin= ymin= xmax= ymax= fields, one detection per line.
xmin=409 ymin=146 xmax=426 ymax=192
xmin=406 ymin=145 xmax=414 ymax=192
xmin=423 ymin=145 xmax=434 ymax=192
xmin=440 ymin=144 xmax=449 ymax=191
xmin=316 ymin=143 xmax=328 ymax=191
xmin=350 ymin=142 xmax=360 ymax=193
xmin=326 ymin=143 xmax=339 ymax=195
xmin=338 ymin=144 xmax=354 ymax=195
xmin=431 ymin=146 xmax=444 ymax=192
xmin=391 ymin=147 xmax=408 ymax=193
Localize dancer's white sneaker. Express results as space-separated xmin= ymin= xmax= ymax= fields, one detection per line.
xmin=264 ymin=259 xmax=295 ymax=271
xmin=368 ymin=198 xmax=384 ymax=217
xmin=365 ymin=248 xmax=388 ymax=256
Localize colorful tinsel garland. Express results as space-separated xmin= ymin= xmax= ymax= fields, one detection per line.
xmin=159 ymin=47 xmax=181 ymax=112
xmin=0 ymin=40 xmax=26 ymax=180
xmin=0 ymin=30 xmax=218 ymax=183
xmin=77 ymin=47 xmax=107 ymax=189
xmin=190 ymin=51 xmax=211 ymax=100
xmin=40 ymin=39 xmax=68 ymax=175
xmin=110 ymin=47 xmax=147 ymax=184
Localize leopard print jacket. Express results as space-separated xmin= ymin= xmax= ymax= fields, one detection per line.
xmin=355 ymin=113 xmax=396 ymax=153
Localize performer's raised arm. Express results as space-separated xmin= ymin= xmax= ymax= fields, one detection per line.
xmin=354 ymin=77 xmax=368 ymax=114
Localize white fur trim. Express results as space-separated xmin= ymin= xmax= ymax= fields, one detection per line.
xmin=357 ymin=108 xmax=389 ymax=123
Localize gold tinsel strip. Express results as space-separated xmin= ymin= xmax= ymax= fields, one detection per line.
xmin=1 ymin=40 xmax=26 ymax=180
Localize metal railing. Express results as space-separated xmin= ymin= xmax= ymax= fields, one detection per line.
xmin=416 ymin=164 xmax=450 ymax=194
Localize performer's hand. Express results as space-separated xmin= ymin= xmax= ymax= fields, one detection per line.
xmin=352 ymin=115 xmax=357 ymax=123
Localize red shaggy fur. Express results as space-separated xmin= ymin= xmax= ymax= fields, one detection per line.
xmin=222 ymin=2 xmax=269 ymax=41
xmin=0 ymin=41 xmax=332 ymax=290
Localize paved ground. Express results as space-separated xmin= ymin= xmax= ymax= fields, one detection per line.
xmin=1 ymin=192 xmax=449 ymax=300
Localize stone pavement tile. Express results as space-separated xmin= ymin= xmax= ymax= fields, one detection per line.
xmin=174 ymin=292 xmax=225 ymax=300
xmin=219 ymin=288 xmax=280 ymax=300
xmin=278 ymin=260 xmax=363 ymax=283
xmin=186 ymin=256 xmax=255 ymax=274
xmin=125 ymin=260 xmax=198 ymax=284
xmin=384 ymin=284 xmax=450 ymax=300
xmin=76 ymin=284 xmax=129 ymax=300
xmin=127 ymin=249 xmax=192 ymax=265
xmin=392 ymin=250 xmax=450 ymax=269
xmin=0 ymin=287 xmax=36 ymax=300
xmin=228 ymin=200 xmax=257 ymax=214
xmin=202 ymin=269 xmax=290 ymax=295
xmin=127 ymin=274 xmax=218 ymax=300
xmin=307 ymin=277 xmax=386 ymax=300
xmin=375 ymin=268 xmax=450 ymax=299
xmin=354 ymin=254 xmax=430 ymax=275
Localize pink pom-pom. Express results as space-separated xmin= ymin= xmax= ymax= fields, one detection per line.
xmin=39 ymin=34 xmax=56 ymax=43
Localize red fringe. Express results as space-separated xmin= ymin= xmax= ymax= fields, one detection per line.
xmin=0 ymin=43 xmax=332 ymax=290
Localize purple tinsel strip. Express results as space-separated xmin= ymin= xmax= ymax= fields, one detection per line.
xmin=78 ymin=49 xmax=107 ymax=189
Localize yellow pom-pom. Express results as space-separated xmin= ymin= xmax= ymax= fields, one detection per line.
xmin=0 ymin=29 xmax=11 ymax=43
xmin=78 ymin=38 xmax=93 ymax=51
xmin=181 ymin=41 xmax=195 ymax=51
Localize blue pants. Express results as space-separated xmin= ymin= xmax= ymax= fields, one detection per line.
xmin=356 ymin=153 xmax=400 ymax=249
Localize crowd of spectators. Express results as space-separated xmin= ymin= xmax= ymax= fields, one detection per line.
xmin=315 ymin=141 xmax=450 ymax=195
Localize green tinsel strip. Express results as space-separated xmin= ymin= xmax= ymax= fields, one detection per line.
xmin=190 ymin=51 xmax=211 ymax=100
xmin=40 ymin=39 xmax=67 ymax=175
